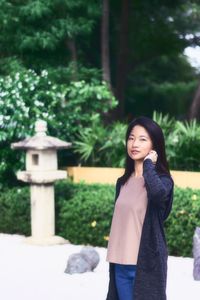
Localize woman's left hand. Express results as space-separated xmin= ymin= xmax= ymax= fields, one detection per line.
xmin=144 ymin=150 xmax=158 ymax=164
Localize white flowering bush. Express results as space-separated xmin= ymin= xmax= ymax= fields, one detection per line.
xmin=0 ymin=69 xmax=64 ymax=140
xmin=0 ymin=69 xmax=117 ymax=187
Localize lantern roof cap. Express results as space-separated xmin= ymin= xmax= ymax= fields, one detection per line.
xmin=11 ymin=120 xmax=72 ymax=150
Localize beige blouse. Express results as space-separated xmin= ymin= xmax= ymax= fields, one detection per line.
xmin=106 ymin=176 xmax=148 ymax=264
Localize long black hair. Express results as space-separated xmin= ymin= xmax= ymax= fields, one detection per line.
xmin=121 ymin=116 xmax=171 ymax=185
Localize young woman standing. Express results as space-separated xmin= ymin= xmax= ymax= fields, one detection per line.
xmin=106 ymin=116 xmax=174 ymax=300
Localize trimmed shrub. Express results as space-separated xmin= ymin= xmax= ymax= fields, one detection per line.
xmin=0 ymin=186 xmax=30 ymax=235
xmin=56 ymin=180 xmax=115 ymax=247
xmin=165 ymin=187 xmax=200 ymax=257
xmin=0 ymin=179 xmax=200 ymax=257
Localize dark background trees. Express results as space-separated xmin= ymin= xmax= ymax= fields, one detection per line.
xmin=1 ymin=0 xmax=200 ymax=121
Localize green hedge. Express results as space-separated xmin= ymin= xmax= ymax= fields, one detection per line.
xmin=55 ymin=180 xmax=115 ymax=247
xmin=165 ymin=187 xmax=200 ymax=257
xmin=0 ymin=186 xmax=31 ymax=235
xmin=0 ymin=179 xmax=200 ymax=257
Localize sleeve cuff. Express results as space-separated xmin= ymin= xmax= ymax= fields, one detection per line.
xmin=143 ymin=158 xmax=155 ymax=172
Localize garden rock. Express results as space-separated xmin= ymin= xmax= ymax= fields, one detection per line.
xmin=80 ymin=246 xmax=100 ymax=270
xmin=193 ymin=227 xmax=200 ymax=280
xmin=64 ymin=253 xmax=91 ymax=274
xmin=64 ymin=246 xmax=100 ymax=275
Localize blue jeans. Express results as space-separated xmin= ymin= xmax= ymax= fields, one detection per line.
xmin=114 ymin=264 xmax=137 ymax=300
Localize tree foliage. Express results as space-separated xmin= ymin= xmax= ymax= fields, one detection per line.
xmin=0 ymin=0 xmax=100 ymax=71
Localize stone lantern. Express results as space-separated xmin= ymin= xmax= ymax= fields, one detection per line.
xmin=11 ymin=120 xmax=72 ymax=245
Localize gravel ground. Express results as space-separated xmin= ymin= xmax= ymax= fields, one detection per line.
xmin=0 ymin=234 xmax=199 ymax=300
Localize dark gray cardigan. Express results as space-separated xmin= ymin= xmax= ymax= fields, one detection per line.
xmin=106 ymin=158 xmax=174 ymax=300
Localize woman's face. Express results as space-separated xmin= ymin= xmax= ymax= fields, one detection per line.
xmin=127 ymin=125 xmax=153 ymax=161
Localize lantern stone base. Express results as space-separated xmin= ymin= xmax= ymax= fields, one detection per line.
xmin=24 ymin=235 xmax=70 ymax=246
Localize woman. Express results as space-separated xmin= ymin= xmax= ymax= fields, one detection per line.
xmin=106 ymin=116 xmax=174 ymax=300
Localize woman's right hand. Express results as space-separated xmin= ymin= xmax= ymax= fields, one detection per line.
xmin=144 ymin=150 xmax=158 ymax=164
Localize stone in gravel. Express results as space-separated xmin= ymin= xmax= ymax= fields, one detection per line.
xmin=80 ymin=246 xmax=100 ymax=270
xmin=193 ymin=227 xmax=200 ymax=280
xmin=64 ymin=246 xmax=100 ymax=274
xmin=65 ymin=253 xmax=91 ymax=274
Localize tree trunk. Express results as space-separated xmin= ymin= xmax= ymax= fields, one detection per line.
xmin=189 ymin=81 xmax=200 ymax=120
xmin=67 ymin=38 xmax=78 ymax=80
xmin=101 ymin=0 xmax=117 ymax=125
xmin=101 ymin=0 xmax=111 ymax=86
xmin=115 ymin=0 xmax=130 ymax=120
